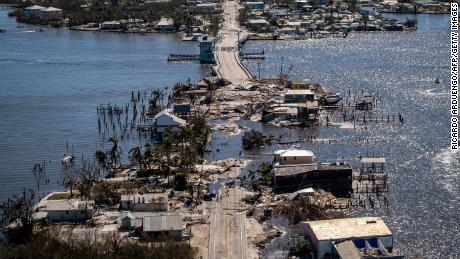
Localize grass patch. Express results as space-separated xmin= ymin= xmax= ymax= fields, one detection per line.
xmin=47 ymin=192 xmax=71 ymax=200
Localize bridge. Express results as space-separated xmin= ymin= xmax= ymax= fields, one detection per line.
xmin=213 ymin=0 xmax=253 ymax=84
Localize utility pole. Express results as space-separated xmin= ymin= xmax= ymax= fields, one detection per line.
xmin=257 ymin=62 xmax=261 ymax=81
xmin=237 ymin=30 xmax=240 ymax=51
xmin=280 ymin=56 xmax=284 ymax=78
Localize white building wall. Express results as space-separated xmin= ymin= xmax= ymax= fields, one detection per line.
xmin=155 ymin=114 xmax=181 ymax=133
xmin=48 ymin=209 xmax=93 ymax=222
xmin=281 ymin=155 xmax=314 ymax=165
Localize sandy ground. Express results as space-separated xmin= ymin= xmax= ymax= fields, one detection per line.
xmin=190 ymin=223 xmax=210 ymax=258
xmin=211 ymin=120 xmax=244 ymax=135
xmin=246 ymin=217 xmax=265 ymax=259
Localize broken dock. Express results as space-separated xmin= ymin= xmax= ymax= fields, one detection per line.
xmin=167 ymin=54 xmax=199 ymax=62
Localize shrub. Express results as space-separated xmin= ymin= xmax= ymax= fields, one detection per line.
xmin=0 ymin=229 xmax=197 ymax=259
xmin=242 ymin=129 xmax=264 ymax=150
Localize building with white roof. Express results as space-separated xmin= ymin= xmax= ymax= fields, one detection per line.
xmin=39 ymin=7 xmax=62 ymax=21
xmin=142 ymin=213 xmax=185 ymax=239
xmin=155 ymin=17 xmax=175 ymax=32
xmin=360 ymin=157 xmax=385 ymax=173
xmin=274 ymin=149 xmax=315 ymax=165
xmin=24 ymin=5 xmax=62 ymax=20
xmin=46 ymin=199 xmax=94 ymax=222
xmin=299 ymin=217 xmax=398 ymax=259
xmin=272 ymin=149 xmax=352 ymax=195
xmin=120 ymin=193 xmax=169 ymax=212
xmin=285 ymin=89 xmax=315 ymax=103
xmin=24 ymin=5 xmax=45 ymax=18
xmin=153 ymin=109 xmax=187 ymax=139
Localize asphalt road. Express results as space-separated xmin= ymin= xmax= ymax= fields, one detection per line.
xmin=215 ymin=0 xmax=251 ymax=84
xmin=208 ymin=182 xmax=248 ymax=259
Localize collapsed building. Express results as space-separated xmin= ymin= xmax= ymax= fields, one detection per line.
xmin=272 ymin=149 xmax=352 ymax=197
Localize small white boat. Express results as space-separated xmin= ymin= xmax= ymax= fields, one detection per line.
xmin=325 ymin=93 xmax=343 ymax=105
xmin=182 ymin=33 xmax=203 ymax=41
xmin=62 ymin=155 xmax=74 ymax=164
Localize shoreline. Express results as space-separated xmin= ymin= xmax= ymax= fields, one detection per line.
xmin=0 ymin=3 xmax=456 ymax=258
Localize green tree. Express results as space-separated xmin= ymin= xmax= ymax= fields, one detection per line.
xmin=128 ymin=145 xmax=144 ymax=169
xmin=95 ymin=150 xmax=108 ymax=172
xmin=108 ymin=135 xmax=122 ymax=165
xmin=0 ymin=189 xmax=35 ymax=243
xmin=242 ymin=129 xmax=264 ymax=150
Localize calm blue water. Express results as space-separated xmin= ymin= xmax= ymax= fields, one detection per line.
xmin=239 ymin=14 xmax=459 ymax=258
xmin=0 ymin=8 xmax=208 ymax=200
xmin=0 ymin=7 xmax=458 ymax=257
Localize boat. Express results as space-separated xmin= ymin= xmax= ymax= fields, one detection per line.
xmin=356 ymin=99 xmax=374 ymax=110
xmin=325 ymin=93 xmax=343 ymax=105
xmin=434 ymin=78 xmax=440 ymax=84
xmin=36 ymin=28 xmax=46 ymax=32
xmin=62 ymin=154 xmax=74 ymax=164
xmin=182 ymin=33 xmax=203 ymax=41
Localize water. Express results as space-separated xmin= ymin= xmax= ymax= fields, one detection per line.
xmin=0 ymin=8 xmax=209 ymax=201
xmin=0 ymin=8 xmax=458 ymax=257
xmin=239 ymin=14 xmax=459 ymax=257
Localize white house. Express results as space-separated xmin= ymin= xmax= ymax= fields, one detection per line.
xmin=274 ymin=149 xmax=315 ymax=165
xmin=153 ymin=110 xmax=187 ymax=139
xmin=24 ymin=5 xmax=62 ymax=20
xmin=299 ymin=217 xmax=394 ymax=259
xmin=142 ymin=213 xmax=185 ymax=238
xmin=46 ymin=199 xmax=94 ymax=222
xmin=24 ymin=5 xmax=45 ymax=18
xmin=39 ymin=7 xmax=63 ymax=21
xmin=155 ymin=17 xmax=175 ymax=32
xmin=120 ymin=193 xmax=169 ymax=212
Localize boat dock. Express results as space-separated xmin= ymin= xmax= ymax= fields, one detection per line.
xmin=167 ymin=54 xmax=200 ymax=62
xmin=240 ymin=50 xmax=265 ymax=60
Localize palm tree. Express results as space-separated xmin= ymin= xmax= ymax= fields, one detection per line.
xmin=162 ymin=128 xmax=175 ymax=182
xmin=108 ymin=135 xmax=121 ymax=165
xmin=95 ymin=150 xmax=107 ymax=172
xmin=129 ymin=145 xmax=143 ymax=169
xmin=143 ymin=143 xmax=153 ymax=166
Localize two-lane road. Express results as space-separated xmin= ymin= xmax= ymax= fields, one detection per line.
xmin=208 ymin=182 xmax=248 ymax=259
xmin=215 ymin=0 xmax=251 ymax=84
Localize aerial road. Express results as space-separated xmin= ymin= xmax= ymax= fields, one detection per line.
xmin=214 ymin=0 xmax=252 ymax=84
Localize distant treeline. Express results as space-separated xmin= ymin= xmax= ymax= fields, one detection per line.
xmin=1 ymin=0 xmax=191 ymax=26
xmin=65 ymin=0 xmax=188 ymax=26
xmin=0 ymin=0 xmax=30 ymax=7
